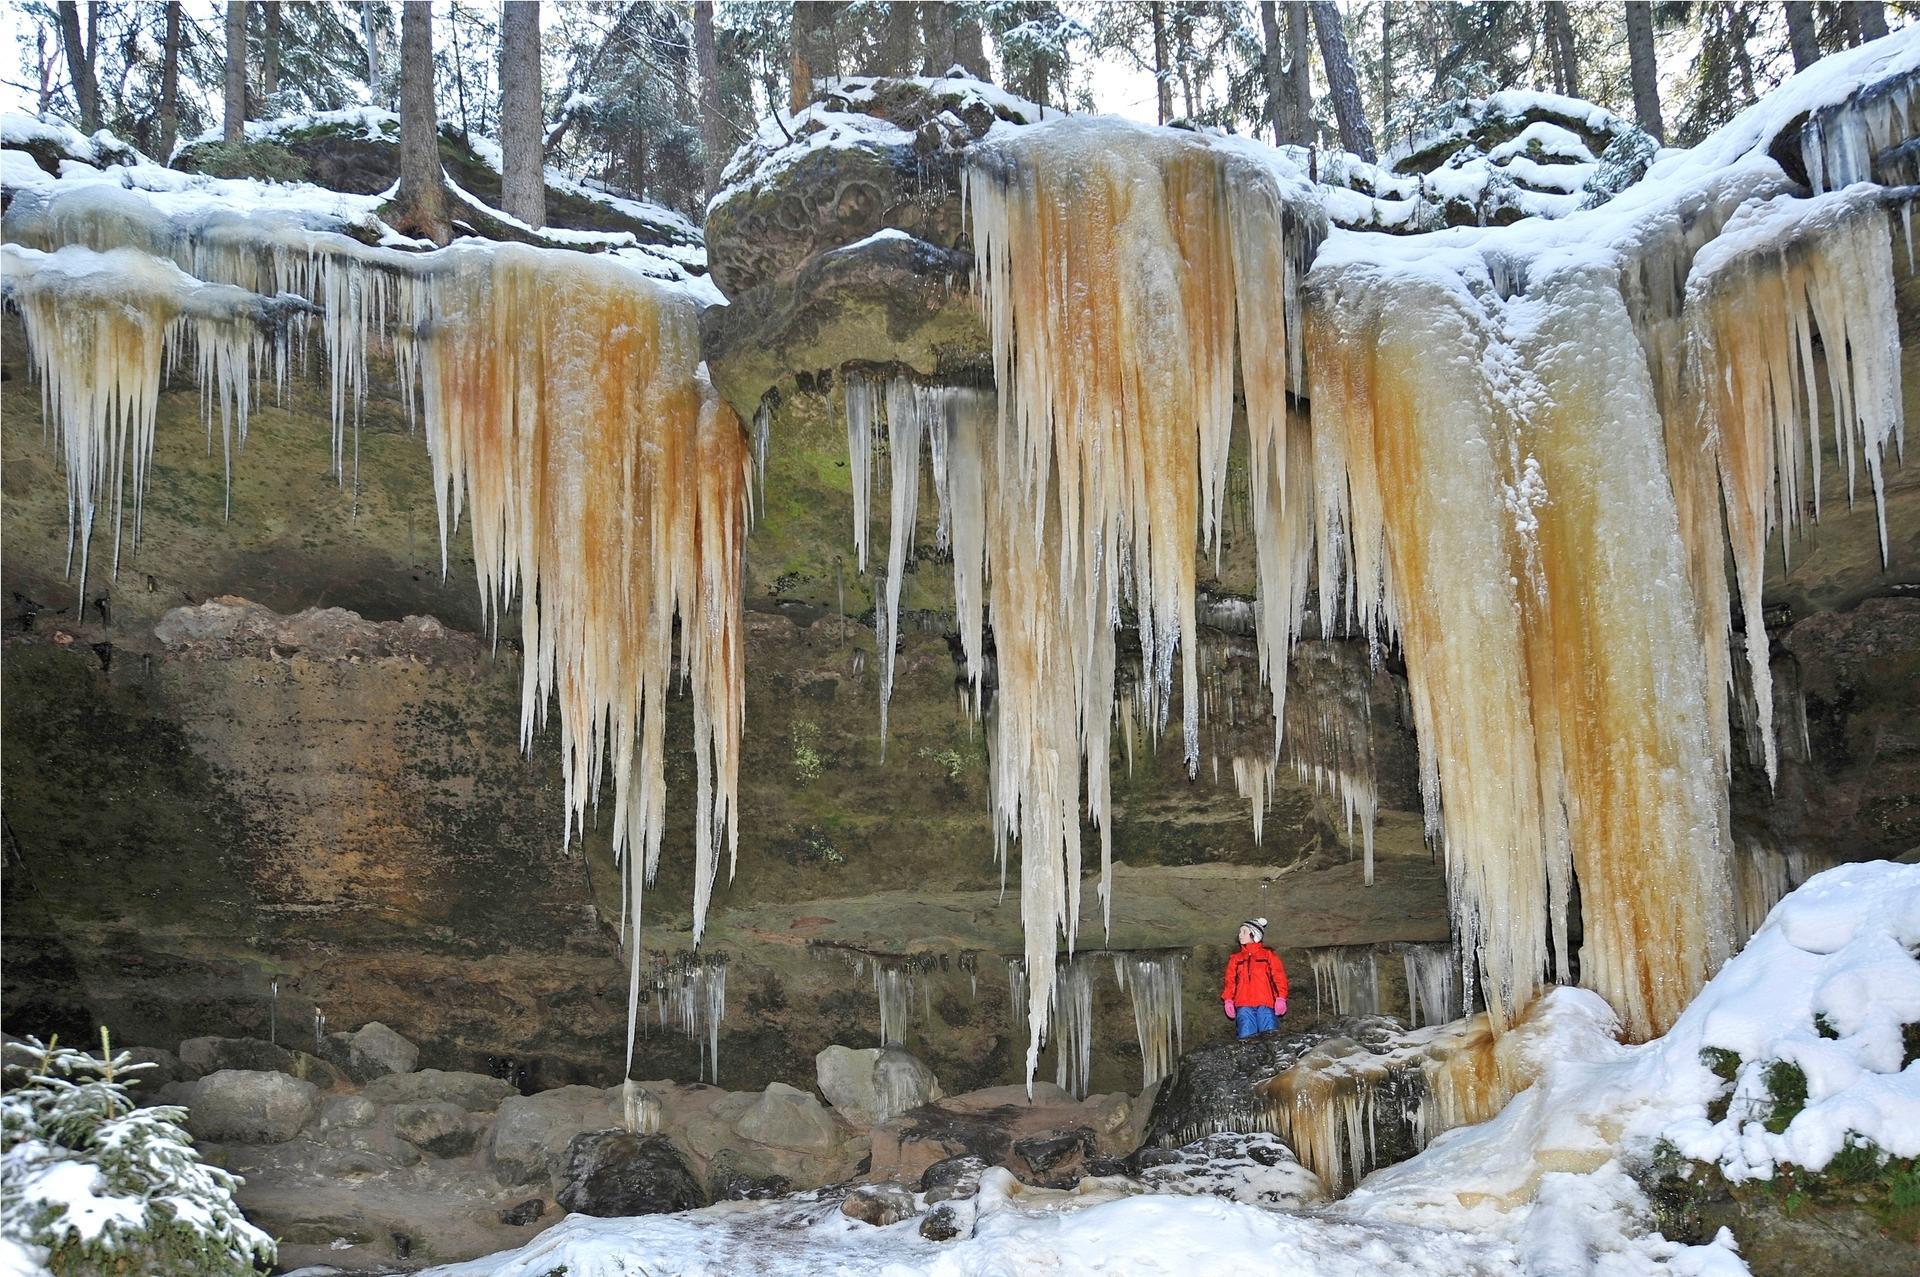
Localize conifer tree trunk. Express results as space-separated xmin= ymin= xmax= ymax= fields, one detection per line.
xmin=1379 ymin=1 xmax=1394 ymax=141
xmin=397 ymin=0 xmax=450 ymax=244
xmin=697 ymin=1 xmax=727 ymax=200
xmin=1309 ymin=1 xmax=1375 ymax=161
xmin=791 ymin=2 xmax=841 ymax=113
xmin=56 ymin=1 xmax=99 ymax=132
xmin=1855 ymin=2 xmax=1890 ymax=41
xmin=880 ymin=1 xmax=917 ymax=75
xmin=1625 ymin=1 xmax=1662 ymax=142
xmin=1152 ymin=2 xmax=1173 ymax=125
xmin=1784 ymin=3 xmax=1821 ymax=71
xmin=501 ymin=0 xmax=545 ymax=228
xmin=1546 ymin=2 xmax=1579 ymax=98
xmin=262 ymin=2 xmax=282 ymax=107
xmin=1286 ymin=3 xmax=1312 ymax=145
xmin=224 ymin=2 xmax=246 ymax=142
xmin=952 ymin=7 xmax=989 ymax=79
xmin=921 ymin=2 xmax=953 ymax=75
xmin=1260 ymin=1 xmax=1286 ymax=145
xmin=362 ymin=1 xmax=385 ymax=106
xmin=159 ymin=2 xmax=183 ymax=160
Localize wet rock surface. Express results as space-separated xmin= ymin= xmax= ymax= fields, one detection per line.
xmin=1144 ymin=1015 xmax=1415 ymax=1147
xmin=555 ymin=1130 xmax=706 ymax=1218
xmin=839 ymin=1182 xmax=918 ymax=1226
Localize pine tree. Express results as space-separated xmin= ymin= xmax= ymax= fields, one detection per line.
xmin=1311 ymin=1 xmax=1376 ymax=161
xmin=1 ymin=1035 xmax=275 ymax=1276
xmin=1626 ymin=1 xmax=1663 ymax=142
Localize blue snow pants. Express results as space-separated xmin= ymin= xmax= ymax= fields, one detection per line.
xmin=1235 ymin=1005 xmax=1277 ymax=1038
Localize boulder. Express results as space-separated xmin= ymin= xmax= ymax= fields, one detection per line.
xmin=705 ymin=1151 xmax=792 ymax=1202
xmin=178 ymin=1036 xmax=344 ymax=1089
xmin=328 ymin=1022 xmax=419 ymax=1081
xmin=318 ymin=1094 xmax=380 ymax=1130
xmin=116 ymin=1046 xmax=184 ymax=1090
xmin=1143 ymin=1017 xmax=1422 ymax=1156
xmin=391 ymin=1101 xmax=477 ymax=1158
xmin=497 ymin=1198 xmax=546 ymax=1227
xmin=488 ymin=1085 xmax=619 ymax=1187
xmin=815 ymin=1045 xmax=942 ymax=1128
xmin=867 ymin=1083 xmax=1139 ymax=1186
xmin=362 ymin=1069 xmax=514 ymax=1112
xmin=186 ymin=1069 xmax=319 ymax=1144
xmin=555 ymin=1131 xmax=705 ymax=1218
xmin=919 ymin=1199 xmax=976 ymax=1241
xmin=918 ymin=1154 xmax=989 ymax=1199
xmin=733 ymin=1081 xmax=843 ymax=1153
xmin=1132 ymin=1131 xmax=1327 ymax=1208
xmin=839 ymin=1182 xmax=917 ymax=1227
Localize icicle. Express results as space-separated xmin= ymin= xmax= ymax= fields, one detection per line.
xmin=1689 ymin=186 xmax=1905 ymax=789
xmin=3 ymin=243 xmax=286 ymax=603
xmin=1231 ymin=755 xmax=1276 ymax=846
xmin=1308 ymin=946 xmax=1380 ymax=1017
xmin=844 ymin=370 xmax=877 ymax=573
xmin=1800 ymin=70 xmax=1919 ymax=195
xmin=650 ymin=952 xmax=728 ymax=1082
xmin=1283 ymin=643 xmax=1381 ymax=884
xmin=1113 ymin=951 xmax=1186 ymax=1090
xmin=1398 ymin=942 xmax=1460 ymax=1029
xmin=876 ymin=377 xmax=927 ymax=753
xmin=1050 ymin=955 xmax=1096 ymax=1099
xmin=967 ymin=123 xmax=1325 ymax=1086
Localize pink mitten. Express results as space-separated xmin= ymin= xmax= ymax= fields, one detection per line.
xmin=1274 ymin=996 xmax=1288 ymax=1016
xmin=1223 ymin=1000 xmax=1237 ymax=1019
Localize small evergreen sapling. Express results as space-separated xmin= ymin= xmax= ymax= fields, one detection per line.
xmin=1 ymin=1031 xmax=275 ymax=1276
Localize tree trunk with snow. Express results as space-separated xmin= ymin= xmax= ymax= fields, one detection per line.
xmin=397 ymin=0 xmax=450 ymax=245
xmin=697 ymin=1 xmax=727 ymax=201
xmin=1625 ymin=2 xmax=1662 ymax=143
xmin=1784 ymin=3 xmax=1821 ymax=71
xmin=500 ymin=0 xmax=545 ymax=229
xmin=224 ymin=1 xmax=246 ymax=143
xmin=55 ymin=1 xmax=98 ymax=132
xmin=1310 ymin=1 xmax=1375 ymax=162
xmin=158 ymin=3 xmax=183 ymax=160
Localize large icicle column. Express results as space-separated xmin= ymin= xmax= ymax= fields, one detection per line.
xmin=1304 ymin=246 xmax=1738 ymax=1039
xmin=963 ymin=120 xmax=1324 ymax=1080
xmin=416 ymin=244 xmax=751 ymax=1086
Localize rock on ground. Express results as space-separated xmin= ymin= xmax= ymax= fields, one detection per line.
xmin=840 ymin=1182 xmax=918 ymax=1227
xmin=734 ymin=1081 xmax=845 ymax=1152
xmin=391 ymin=1101 xmax=479 ymax=1158
xmin=488 ymin=1084 xmax=620 ymax=1187
xmin=815 ymin=1044 xmax=942 ymax=1127
xmin=867 ymin=1083 xmax=1138 ymax=1186
xmin=362 ymin=1068 xmax=515 ymax=1112
xmin=555 ymin=1130 xmax=706 ymax=1218
xmin=186 ymin=1069 xmax=319 ymax=1144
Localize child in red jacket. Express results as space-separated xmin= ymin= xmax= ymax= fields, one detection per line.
xmin=1222 ymin=917 xmax=1289 ymax=1038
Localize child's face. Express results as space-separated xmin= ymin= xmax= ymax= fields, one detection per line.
xmin=1238 ymin=925 xmax=1256 ymax=946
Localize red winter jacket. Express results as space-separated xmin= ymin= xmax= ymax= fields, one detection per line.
xmin=1221 ymin=942 xmax=1289 ymax=1006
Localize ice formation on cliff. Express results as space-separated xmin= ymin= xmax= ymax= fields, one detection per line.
xmin=3 ymin=178 xmax=750 ymax=1096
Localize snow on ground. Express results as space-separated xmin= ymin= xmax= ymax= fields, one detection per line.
xmin=388 ymin=864 xmax=1915 ymax=1277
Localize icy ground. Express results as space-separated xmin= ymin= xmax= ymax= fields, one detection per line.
xmin=322 ymin=860 xmax=1915 ymax=1277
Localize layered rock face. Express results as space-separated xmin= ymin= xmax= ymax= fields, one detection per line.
xmin=4 ymin=69 xmax=1917 ymax=1142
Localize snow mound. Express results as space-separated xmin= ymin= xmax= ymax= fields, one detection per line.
xmin=1340 ymin=862 xmax=1919 ymax=1259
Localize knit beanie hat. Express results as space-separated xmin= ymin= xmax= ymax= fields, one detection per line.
xmin=1240 ymin=917 xmax=1268 ymax=942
